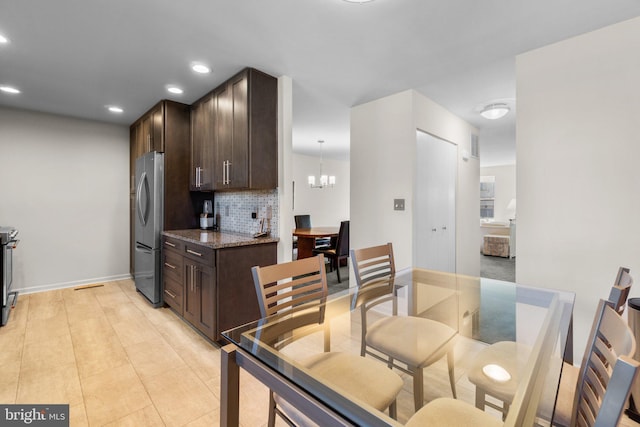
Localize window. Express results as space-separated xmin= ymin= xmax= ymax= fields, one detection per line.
xmin=480 ymin=177 xmax=495 ymax=219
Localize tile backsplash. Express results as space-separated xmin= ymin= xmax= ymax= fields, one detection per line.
xmin=214 ymin=189 xmax=279 ymax=237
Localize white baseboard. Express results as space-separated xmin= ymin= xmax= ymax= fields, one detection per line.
xmin=12 ymin=274 xmax=133 ymax=295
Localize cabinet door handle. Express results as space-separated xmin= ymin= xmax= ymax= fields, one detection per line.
xmin=164 ymin=289 xmax=176 ymax=299
xmin=164 ymin=262 xmax=176 ymax=269
xmin=222 ymin=160 xmax=231 ymax=185
xmin=164 ymin=241 xmax=176 ymax=248
xmin=186 ymin=249 xmax=202 ymax=257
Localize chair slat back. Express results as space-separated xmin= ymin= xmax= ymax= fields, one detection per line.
xmin=608 ymin=267 xmax=632 ymax=315
xmin=294 ymin=214 xmax=312 ymax=228
xmin=335 ymin=221 xmax=350 ymax=256
xmin=252 ymin=255 xmax=329 ymax=317
xmin=571 ymin=299 xmax=638 ymax=427
xmin=350 ymin=243 xmax=395 ymax=289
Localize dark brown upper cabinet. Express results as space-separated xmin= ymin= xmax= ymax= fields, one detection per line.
xmin=190 ymin=94 xmax=216 ymax=191
xmin=215 ymin=68 xmax=277 ymax=190
xmin=139 ymin=104 xmax=164 ymax=153
xmin=191 ymin=67 xmax=277 ymax=192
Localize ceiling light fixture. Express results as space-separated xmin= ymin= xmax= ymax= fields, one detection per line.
xmin=480 ymin=103 xmax=510 ymax=120
xmin=107 ymin=106 xmax=123 ymax=113
xmin=308 ymin=140 xmax=335 ymax=189
xmin=0 ymin=86 xmax=20 ymax=94
xmin=0 ymin=34 xmax=8 ymax=44
xmin=343 ymin=0 xmax=375 ymax=2
xmin=167 ymin=86 xmax=184 ymax=94
xmin=191 ymin=63 xmax=211 ymax=74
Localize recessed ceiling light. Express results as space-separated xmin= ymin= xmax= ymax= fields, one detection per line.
xmin=167 ymin=86 xmax=184 ymax=94
xmin=480 ymin=103 xmax=510 ymax=120
xmin=0 ymin=34 xmax=8 ymax=44
xmin=107 ymin=106 xmax=123 ymax=113
xmin=191 ymin=63 xmax=211 ymax=74
xmin=0 ymin=86 xmax=20 ymax=94
xmin=343 ymin=0 xmax=375 ymax=3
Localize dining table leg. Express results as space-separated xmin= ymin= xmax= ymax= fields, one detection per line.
xmin=296 ymin=236 xmax=316 ymax=259
xmin=221 ymin=344 xmax=240 ymax=427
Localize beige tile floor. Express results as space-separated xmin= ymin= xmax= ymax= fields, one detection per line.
xmin=1 ymin=279 xmax=636 ymax=426
xmin=0 ymin=280 xmax=273 ymax=426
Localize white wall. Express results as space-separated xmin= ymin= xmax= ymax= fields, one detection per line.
xmin=516 ymin=16 xmax=640 ymax=358
xmin=351 ymin=90 xmax=479 ymax=275
xmin=277 ymin=76 xmax=294 ymax=262
xmin=0 ymin=107 xmax=130 ymax=293
xmin=292 ymin=153 xmax=350 ymax=229
xmin=481 ymin=164 xmax=516 ymax=223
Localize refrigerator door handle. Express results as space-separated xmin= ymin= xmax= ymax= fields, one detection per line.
xmin=136 ymin=172 xmax=150 ymax=226
xmin=135 ymin=243 xmax=152 ymax=253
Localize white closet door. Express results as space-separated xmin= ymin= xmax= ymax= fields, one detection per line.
xmin=414 ymin=130 xmax=457 ymax=272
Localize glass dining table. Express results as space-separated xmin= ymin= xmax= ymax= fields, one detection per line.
xmin=220 ymin=268 xmax=575 ymax=426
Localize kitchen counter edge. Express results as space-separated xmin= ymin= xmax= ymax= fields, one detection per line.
xmin=162 ymin=229 xmax=279 ymax=250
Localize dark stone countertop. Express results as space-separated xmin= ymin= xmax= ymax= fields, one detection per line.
xmin=162 ymin=229 xmax=279 ymax=250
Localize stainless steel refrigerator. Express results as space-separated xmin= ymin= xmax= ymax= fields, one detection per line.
xmin=134 ymin=151 xmax=164 ymax=307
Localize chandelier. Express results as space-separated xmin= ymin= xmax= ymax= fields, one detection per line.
xmin=308 ymin=140 xmax=335 ymax=188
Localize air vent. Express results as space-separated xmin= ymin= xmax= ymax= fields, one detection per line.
xmin=471 ymin=134 xmax=479 ymax=158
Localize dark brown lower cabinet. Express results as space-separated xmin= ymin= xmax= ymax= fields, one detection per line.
xmin=184 ymin=258 xmax=216 ymax=339
xmin=162 ymin=236 xmax=276 ymax=342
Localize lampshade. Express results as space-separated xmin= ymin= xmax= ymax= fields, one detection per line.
xmin=480 ymin=103 xmax=510 ymax=120
xmin=506 ymin=198 xmax=516 ymax=220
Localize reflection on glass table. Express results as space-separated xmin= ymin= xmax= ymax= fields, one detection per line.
xmin=221 ymin=268 xmax=575 ymax=426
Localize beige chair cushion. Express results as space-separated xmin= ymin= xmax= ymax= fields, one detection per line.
xmin=301 ymin=352 xmax=404 ymax=411
xmin=468 ymin=341 xmax=578 ymax=424
xmin=366 ymin=316 xmax=456 ymax=367
xmin=406 ymin=397 xmax=502 ymax=427
xmin=467 ymin=341 xmax=531 ymax=403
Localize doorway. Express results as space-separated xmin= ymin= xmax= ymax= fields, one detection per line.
xmin=414 ymin=130 xmax=456 ymax=272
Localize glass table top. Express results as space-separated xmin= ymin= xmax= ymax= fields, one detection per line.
xmin=223 ymin=268 xmax=575 ymax=425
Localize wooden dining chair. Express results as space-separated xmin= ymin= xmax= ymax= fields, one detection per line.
xmin=558 ymin=299 xmax=638 ymax=427
xmin=350 ymin=242 xmax=458 ymax=411
xmin=468 ymin=267 xmax=633 ymax=420
xmin=408 ymin=297 xmax=640 ymax=427
xmin=312 ymin=220 xmax=349 ymax=283
xmin=405 ymin=296 xmax=565 ymax=427
xmin=608 ymin=266 xmax=632 ymax=315
xmin=251 ymin=254 xmax=403 ymax=427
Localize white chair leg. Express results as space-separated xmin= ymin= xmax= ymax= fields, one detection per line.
xmin=413 ymin=367 xmax=424 ymax=411
xmin=475 ymin=387 xmax=487 ymax=410
xmin=447 ymin=350 xmax=457 ymax=398
xmin=268 ymin=391 xmax=276 ymax=427
xmin=388 ymin=400 xmax=397 ymax=420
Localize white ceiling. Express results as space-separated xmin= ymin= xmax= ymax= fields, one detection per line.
xmin=1 ymin=1 xmax=639 ymax=166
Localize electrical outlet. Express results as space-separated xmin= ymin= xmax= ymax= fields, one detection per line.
xmin=251 ymin=212 xmax=257 ymax=219
xmin=394 ymin=199 xmax=405 ymax=211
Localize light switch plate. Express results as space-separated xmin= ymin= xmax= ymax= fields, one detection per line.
xmin=394 ymin=199 xmax=405 ymax=211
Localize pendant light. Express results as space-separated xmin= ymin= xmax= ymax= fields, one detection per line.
xmin=308 ymin=140 xmax=335 ymax=188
